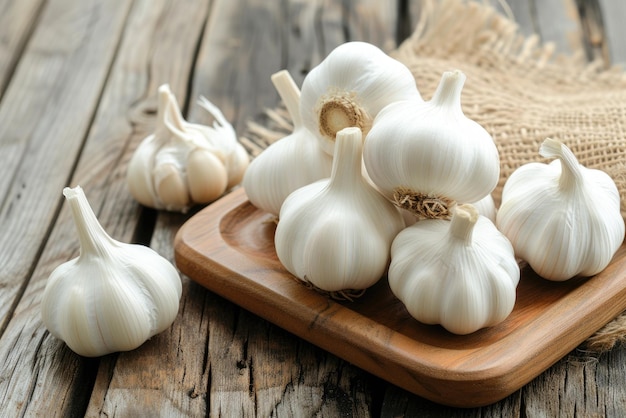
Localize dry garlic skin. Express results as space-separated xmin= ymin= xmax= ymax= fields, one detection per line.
xmin=275 ymin=127 xmax=405 ymax=293
xmin=389 ymin=205 xmax=519 ymax=335
xmin=496 ymin=139 xmax=624 ymax=281
xmin=300 ymin=41 xmax=421 ymax=155
xmin=363 ymin=70 xmax=500 ymax=219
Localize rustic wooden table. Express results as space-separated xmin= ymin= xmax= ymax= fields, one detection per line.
xmin=2 ymin=0 xmax=626 ymax=416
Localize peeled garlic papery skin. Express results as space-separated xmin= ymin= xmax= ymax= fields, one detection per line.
xmin=242 ymin=70 xmax=332 ymax=216
xmin=127 ymin=84 xmax=248 ymax=212
xmin=389 ymin=204 xmax=520 ymax=335
xmin=496 ymin=138 xmax=625 ymax=281
xmin=41 ymin=186 xmax=182 ymax=357
xmin=299 ymin=41 xmax=421 ymax=155
xmin=363 ymin=70 xmax=500 ymax=220
xmin=275 ymin=127 xmax=405 ymax=293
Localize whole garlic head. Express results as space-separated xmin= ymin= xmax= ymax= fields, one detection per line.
xmin=127 ymin=84 xmax=249 ymax=213
xmin=242 ymin=70 xmax=332 ymax=216
xmin=275 ymin=127 xmax=405 ymax=295
xmin=363 ymin=70 xmax=500 ymax=220
xmin=300 ymin=41 xmax=421 ymax=155
xmin=41 ymin=186 xmax=182 ymax=357
xmin=389 ymin=204 xmax=520 ymax=335
xmin=496 ymin=138 xmax=625 ymax=281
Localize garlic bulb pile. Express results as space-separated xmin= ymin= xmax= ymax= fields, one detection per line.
xmin=299 ymin=41 xmax=421 ymax=155
xmin=363 ymin=70 xmax=500 ymax=219
xmin=496 ymin=138 xmax=625 ymax=281
xmin=389 ymin=204 xmax=520 ymax=335
xmin=242 ymin=70 xmax=332 ymax=216
xmin=127 ymin=84 xmax=249 ymax=213
xmin=275 ymin=127 xmax=405 ymax=296
xmin=41 ymin=186 xmax=182 ymax=357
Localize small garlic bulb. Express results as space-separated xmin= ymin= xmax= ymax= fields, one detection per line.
xmin=127 ymin=84 xmax=249 ymax=212
xmin=242 ymin=70 xmax=332 ymax=216
xmin=363 ymin=70 xmax=500 ymax=219
xmin=300 ymin=41 xmax=421 ymax=155
xmin=496 ymin=138 xmax=625 ymax=281
xmin=389 ymin=204 xmax=520 ymax=335
xmin=275 ymin=127 xmax=405 ymax=296
xmin=41 ymin=186 xmax=182 ymax=357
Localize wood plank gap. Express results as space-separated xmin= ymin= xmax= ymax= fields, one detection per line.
xmin=396 ymin=0 xmax=411 ymax=46
xmin=575 ymin=0 xmax=610 ymax=64
xmin=181 ymin=1 xmax=210 ymax=118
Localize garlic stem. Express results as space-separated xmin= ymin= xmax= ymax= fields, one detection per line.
xmin=63 ymin=186 xmax=115 ymax=259
xmin=271 ymin=70 xmax=302 ymax=128
xmin=448 ymin=204 xmax=478 ymax=245
xmin=430 ymin=70 xmax=466 ymax=113
xmin=328 ymin=127 xmax=363 ymax=191
xmin=539 ymin=138 xmax=584 ymax=191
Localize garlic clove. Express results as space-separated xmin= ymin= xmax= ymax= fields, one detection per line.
xmin=41 ymin=186 xmax=182 ymax=357
xmin=187 ymin=148 xmax=228 ymax=203
xmin=275 ymin=127 xmax=405 ymax=294
xmin=300 ymin=41 xmax=421 ymax=155
xmin=154 ymin=163 xmax=191 ymax=212
xmin=363 ymin=70 xmax=500 ymax=220
xmin=389 ymin=204 xmax=519 ymax=335
xmin=496 ymin=138 xmax=625 ymax=281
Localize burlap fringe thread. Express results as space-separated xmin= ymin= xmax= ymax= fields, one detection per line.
xmin=243 ymin=0 xmax=626 ymax=354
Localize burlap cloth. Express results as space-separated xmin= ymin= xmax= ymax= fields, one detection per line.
xmin=244 ymin=0 xmax=626 ymax=353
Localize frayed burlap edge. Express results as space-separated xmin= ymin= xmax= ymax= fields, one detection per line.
xmin=243 ymin=0 xmax=626 ymax=354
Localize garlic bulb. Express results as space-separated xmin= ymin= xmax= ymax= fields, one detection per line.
xmin=242 ymin=70 xmax=332 ymax=216
xmin=496 ymin=138 xmax=625 ymax=281
xmin=389 ymin=204 xmax=519 ymax=335
xmin=275 ymin=127 xmax=405 ymax=296
xmin=363 ymin=70 xmax=500 ymax=219
xmin=300 ymin=41 xmax=421 ymax=155
xmin=127 ymin=84 xmax=248 ymax=212
xmin=41 ymin=186 xmax=182 ymax=357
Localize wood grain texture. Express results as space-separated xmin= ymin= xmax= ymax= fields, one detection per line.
xmin=0 ymin=0 xmax=45 ymax=96
xmin=174 ymin=187 xmax=626 ymax=408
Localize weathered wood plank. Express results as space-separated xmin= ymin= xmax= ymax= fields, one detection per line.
xmin=597 ymin=0 xmax=626 ymax=65
xmin=0 ymin=0 xmax=45 ymax=96
xmin=0 ymin=0 xmax=212 ymax=416
xmin=0 ymin=0 xmax=133 ymax=415
xmin=0 ymin=0 xmax=132 ymax=331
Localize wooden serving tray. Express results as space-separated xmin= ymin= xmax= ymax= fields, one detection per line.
xmin=174 ymin=187 xmax=626 ymax=408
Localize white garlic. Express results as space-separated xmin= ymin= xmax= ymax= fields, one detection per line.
xmin=275 ymin=127 xmax=405 ymax=295
xmin=389 ymin=204 xmax=520 ymax=335
xmin=41 ymin=186 xmax=182 ymax=357
xmin=496 ymin=138 xmax=625 ymax=281
xmin=472 ymin=194 xmax=497 ymax=223
xmin=242 ymin=70 xmax=332 ymax=216
xmin=363 ymin=70 xmax=500 ymax=219
xmin=127 ymin=84 xmax=248 ymax=212
xmin=300 ymin=41 xmax=421 ymax=155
